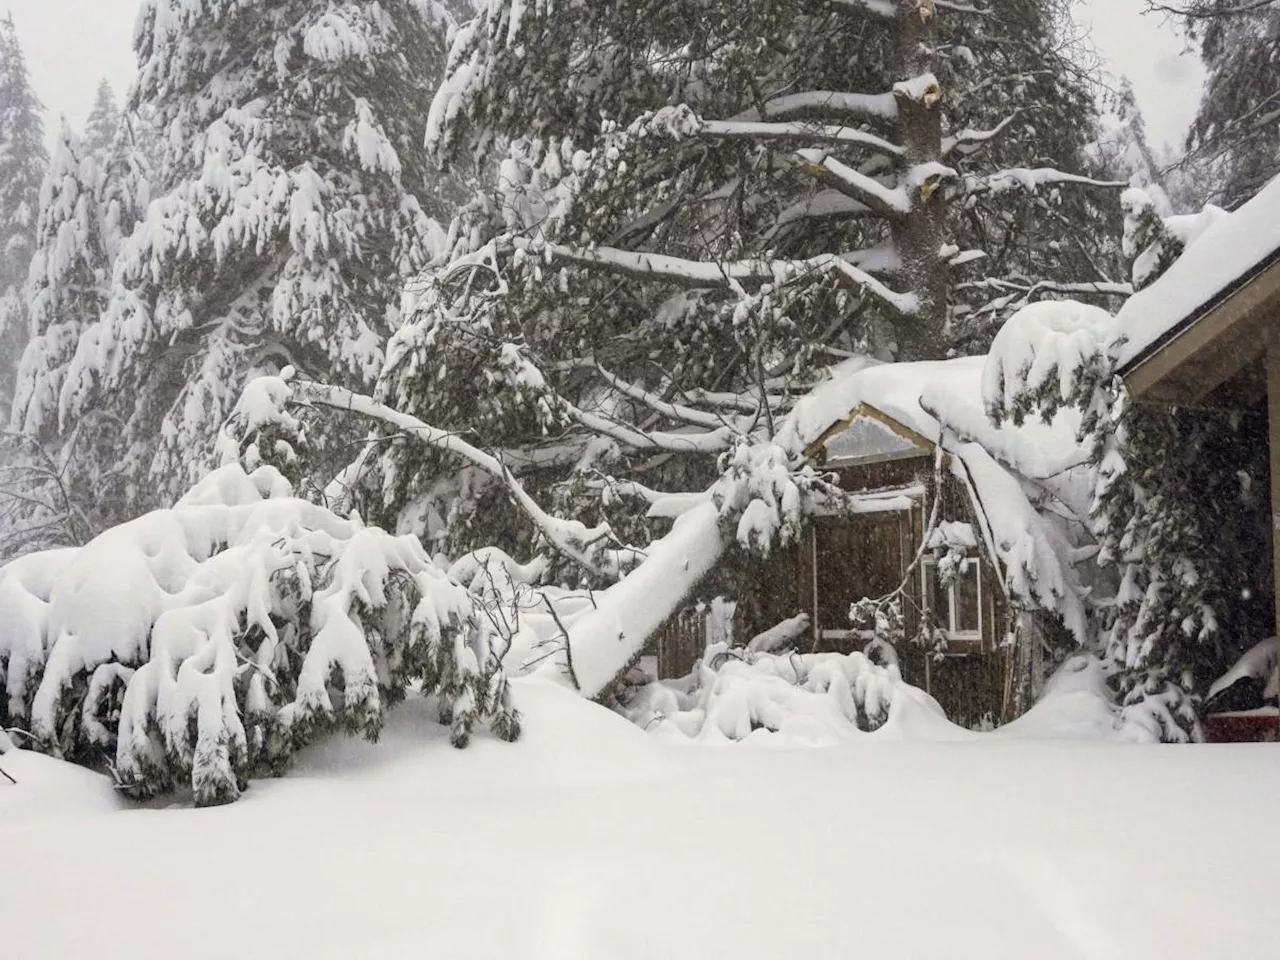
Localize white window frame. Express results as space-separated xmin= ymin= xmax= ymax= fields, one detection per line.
xmin=921 ymin=556 xmax=982 ymax=641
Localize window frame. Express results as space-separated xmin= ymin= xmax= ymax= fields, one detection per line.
xmin=921 ymin=555 xmax=983 ymax=642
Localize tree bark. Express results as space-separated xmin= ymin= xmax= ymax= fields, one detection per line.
xmin=889 ymin=0 xmax=948 ymax=361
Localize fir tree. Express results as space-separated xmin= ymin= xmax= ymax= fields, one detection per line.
xmin=36 ymin=0 xmax=451 ymax=524
xmin=82 ymin=80 xmax=121 ymax=156
xmin=0 ymin=14 xmax=46 ymax=420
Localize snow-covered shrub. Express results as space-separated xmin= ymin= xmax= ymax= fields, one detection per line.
xmin=613 ymin=633 xmax=921 ymax=743
xmin=0 ymin=461 xmax=519 ymax=807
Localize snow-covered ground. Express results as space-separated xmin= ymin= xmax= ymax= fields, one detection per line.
xmin=2 ymin=678 xmax=1276 ymax=960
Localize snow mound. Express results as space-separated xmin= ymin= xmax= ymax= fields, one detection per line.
xmin=615 ymin=642 xmax=949 ymax=745
xmin=0 ymin=748 xmax=120 ymax=819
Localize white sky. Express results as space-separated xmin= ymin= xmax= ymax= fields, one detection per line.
xmin=1079 ymin=0 xmax=1205 ymax=152
xmin=7 ymin=0 xmax=1205 ymax=152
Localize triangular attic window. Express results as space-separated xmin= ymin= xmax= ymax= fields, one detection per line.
xmin=822 ymin=413 xmax=930 ymax=465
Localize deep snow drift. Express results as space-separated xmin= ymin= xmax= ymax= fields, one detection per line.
xmin=2 ymin=677 xmax=1276 ymax=960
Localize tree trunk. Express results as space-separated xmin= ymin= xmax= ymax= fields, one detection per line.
xmin=890 ymin=0 xmax=948 ymax=362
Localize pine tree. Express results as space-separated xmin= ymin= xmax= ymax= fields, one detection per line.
xmin=364 ymin=0 xmax=1124 ymax=565
xmin=0 ymin=14 xmax=46 ymax=421
xmin=82 ymin=80 xmax=121 ymax=156
xmin=39 ymin=0 xmax=450 ymax=523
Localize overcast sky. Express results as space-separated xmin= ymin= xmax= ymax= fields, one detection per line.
xmin=7 ymin=0 xmax=1205 ymax=152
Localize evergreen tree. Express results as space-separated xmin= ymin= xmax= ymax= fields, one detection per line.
xmin=365 ymin=0 xmax=1124 ymax=565
xmin=985 ymin=215 xmax=1272 ymax=738
xmin=0 ymin=14 xmax=46 ymax=420
xmin=1154 ymin=0 xmax=1280 ymax=208
xmin=82 ymin=80 xmax=121 ymax=156
xmin=34 ymin=0 xmax=451 ymax=524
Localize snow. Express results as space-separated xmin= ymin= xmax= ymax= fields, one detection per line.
xmin=1208 ymin=638 xmax=1279 ymax=704
xmin=3 ymin=677 xmax=1280 ymax=959
xmin=1111 ymin=175 xmax=1280 ymax=371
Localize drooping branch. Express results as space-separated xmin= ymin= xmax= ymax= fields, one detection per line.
xmin=291 ymin=381 xmax=614 ymax=576
xmin=829 ymin=0 xmax=900 ymax=20
xmin=942 ymin=115 xmax=1017 ymax=157
xmin=968 ymin=168 xmax=1128 ymax=197
xmin=590 ymin=362 xmax=736 ymax=430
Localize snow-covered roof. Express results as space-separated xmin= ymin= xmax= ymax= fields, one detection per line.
xmin=779 ymin=357 xmax=1091 ymax=640
xmin=1110 ymin=176 xmax=1280 ymax=373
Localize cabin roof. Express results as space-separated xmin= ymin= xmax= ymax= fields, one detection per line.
xmin=1111 ymin=176 xmax=1280 ymax=384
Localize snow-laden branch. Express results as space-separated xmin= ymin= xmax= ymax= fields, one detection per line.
xmin=829 ymin=0 xmax=899 ymax=20
xmin=291 ymin=381 xmax=614 ymax=576
xmin=942 ymin=115 xmax=1017 ymax=157
xmin=567 ymin=405 xmax=737 ymax=454
xmin=935 ymin=0 xmax=990 ymax=12
xmin=698 ymin=118 xmax=904 ymax=158
xmin=968 ymin=168 xmax=1127 ymax=196
xmin=590 ymin=363 xmax=735 ymax=430
xmin=753 ymin=90 xmax=899 ymax=126
xmin=510 ymin=239 xmax=919 ymax=316
xmin=567 ymin=501 xmax=727 ymax=699
xmin=772 ymin=190 xmax=873 ymax=231
xmin=793 ymin=149 xmax=912 ymax=218
xmin=681 ymin=386 xmax=791 ymax=414
xmin=958 ymin=278 xmax=1132 ymax=317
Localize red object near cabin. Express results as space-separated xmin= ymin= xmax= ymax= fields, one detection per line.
xmin=1204 ymin=709 xmax=1280 ymax=743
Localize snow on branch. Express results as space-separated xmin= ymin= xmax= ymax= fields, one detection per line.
xmin=934 ymin=0 xmax=990 ymax=12
xmin=980 ymin=300 xmax=1115 ymax=425
xmin=942 ymin=115 xmax=1017 ymax=157
xmin=968 ymin=168 xmax=1127 ymax=197
xmin=828 ymin=0 xmax=900 ymax=20
xmin=754 ymin=90 xmax=899 ymax=126
xmin=590 ymin=363 xmax=735 ymax=430
xmin=698 ymin=118 xmax=904 ymax=158
xmin=958 ymin=278 xmax=1133 ymax=319
xmin=793 ymin=149 xmax=913 ymax=217
xmin=562 ymin=439 xmax=850 ymax=699
xmin=512 ymin=239 xmax=919 ymax=316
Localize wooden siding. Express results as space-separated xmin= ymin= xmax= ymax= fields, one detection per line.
xmin=651 ymin=437 xmax=1025 ymax=728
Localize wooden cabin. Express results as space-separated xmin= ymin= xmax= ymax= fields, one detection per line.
xmin=655 ymin=357 xmax=1088 ymax=730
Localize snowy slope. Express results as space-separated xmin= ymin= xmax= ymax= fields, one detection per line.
xmin=1111 ymin=175 xmax=1280 ymax=371
xmin=3 ymin=678 xmax=1277 ymax=960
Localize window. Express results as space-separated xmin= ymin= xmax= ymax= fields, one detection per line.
xmin=922 ymin=556 xmax=981 ymax=640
